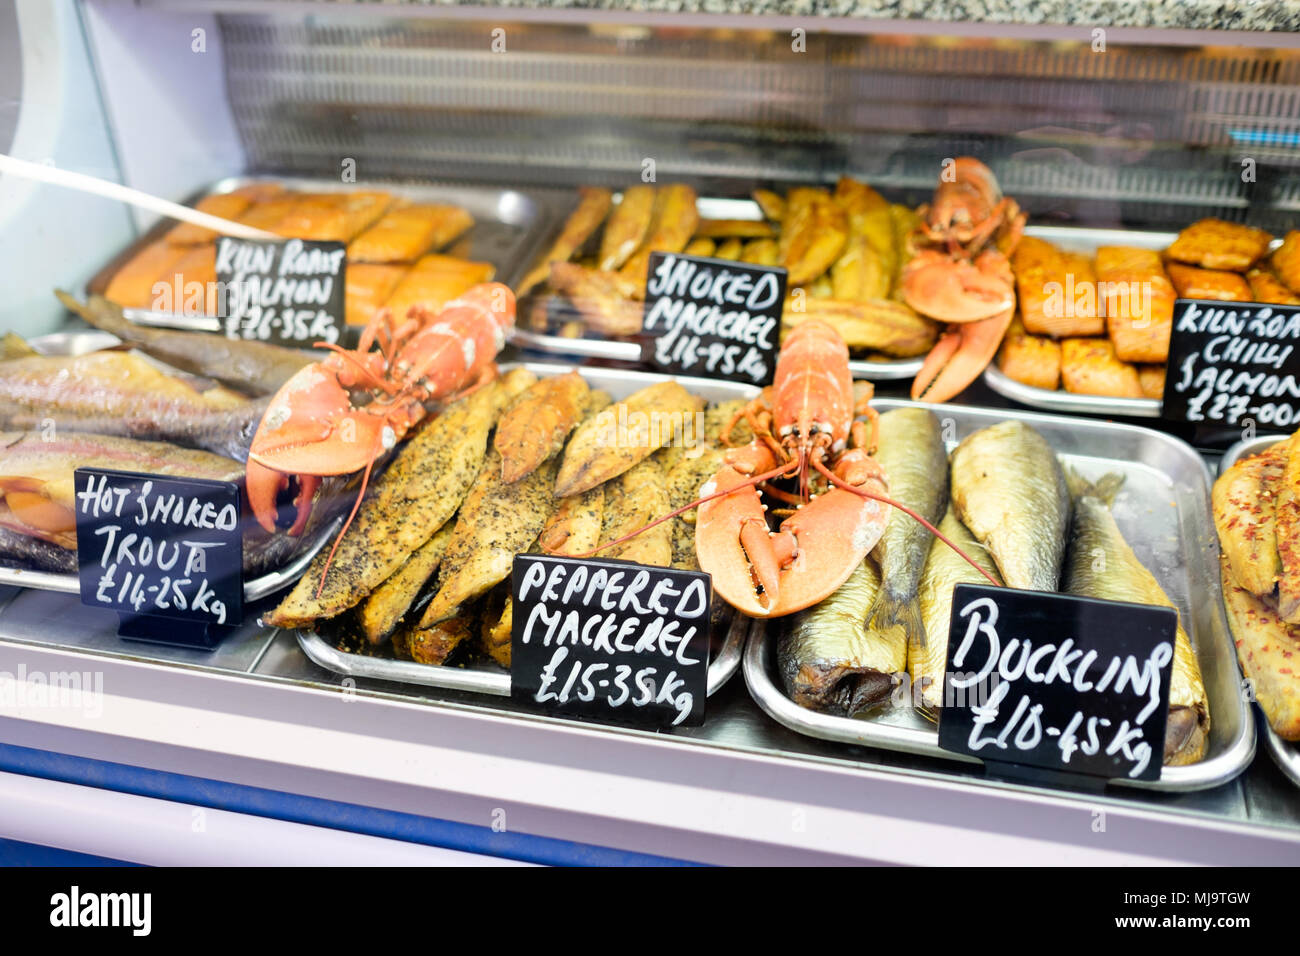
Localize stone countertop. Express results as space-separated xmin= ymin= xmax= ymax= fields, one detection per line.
xmin=337 ymin=0 xmax=1300 ymax=33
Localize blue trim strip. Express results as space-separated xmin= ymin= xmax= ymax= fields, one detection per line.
xmin=1229 ymin=128 xmax=1300 ymax=146
xmin=0 ymin=743 xmax=701 ymax=867
xmin=0 ymin=837 xmax=139 ymax=867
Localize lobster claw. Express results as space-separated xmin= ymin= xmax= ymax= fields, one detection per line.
xmin=246 ymin=461 xmax=322 ymax=536
xmin=910 ymin=305 xmax=1014 ymax=404
xmin=245 ymin=360 xmax=423 ymax=533
xmin=901 ymin=248 xmax=1015 ymax=323
xmin=696 ymin=452 xmax=889 ymax=617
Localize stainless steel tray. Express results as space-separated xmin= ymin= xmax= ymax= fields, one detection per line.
xmin=287 ymin=358 xmax=761 ymax=699
xmin=984 ymin=365 xmax=1161 ymax=418
xmin=86 ymin=175 xmax=556 ymax=329
xmin=744 ymin=398 xmax=1255 ymax=793
xmin=513 ymin=193 xmax=923 ymax=382
xmin=0 ymin=331 xmax=335 ymax=600
xmin=1220 ymin=434 xmax=1300 ymax=789
xmin=295 ymin=608 xmax=748 ymax=700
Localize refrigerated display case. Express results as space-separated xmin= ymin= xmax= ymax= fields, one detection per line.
xmin=2 ymin=0 xmax=1300 ymax=865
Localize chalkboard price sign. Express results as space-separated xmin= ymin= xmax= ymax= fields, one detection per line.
xmin=642 ymin=251 xmax=785 ymax=387
xmin=215 ymin=237 xmax=346 ymax=346
xmin=937 ymin=584 xmax=1176 ymax=782
xmin=1162 ymin=299 xmax=1300 ymax=429
xmin=74 ymin=469 xmax=243 ymax=629
xmin=510 ymin=554 xmax=712 ymax=728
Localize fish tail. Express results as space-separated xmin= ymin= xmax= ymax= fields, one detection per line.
xmin=1065 ymin=468 xmax=1125 ymax=505
xmin=865 ymin=586 xmax=928 ymax=656
xmin=56 ymin=290 xmax=132 ymax=339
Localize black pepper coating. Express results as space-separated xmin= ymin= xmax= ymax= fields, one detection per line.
xmin=418 ymin=448 xmax=560 ymax=627
xmin=266 ymin=379 xmax=508 ymax=628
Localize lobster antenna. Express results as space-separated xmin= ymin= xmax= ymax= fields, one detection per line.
xmin=314 ymin=447 xmax=380 ymax=599
xmin=550 ymin=460 xmax=797 ymax=560
xmin=315 ymin=342 xmax=402 ymax=394
xmin=811 ymin=457 xmax=1001 ymax=588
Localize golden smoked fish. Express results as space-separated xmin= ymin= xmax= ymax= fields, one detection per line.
xmin=864 ymin=408 xmax=949 ymax=670
xmin=554 ymin=381 xmax=703 ymax=497
xmin=265 ymin=373 xmax=531 ymax=628
xmin=1220 ymin=554 xmax=1300 ymax=740
xmin=1274 ymin=433 xmax=1300 ymax=623
xmin=1212 ymin=441 xmax=1285 ymax=597
xmin=516 ymin=187 xmax=612 ymax=296
xmin=778 ymin=557 xmax=904 ymax=716
xmin=1064 ymin=472 xmax=1209 ymax=766
xmin=912 ymin=507 xmax=1002 ymax=721
xmin=950 ymin=420 xmax=1071 ymax=591
xmin=418 ymin=449 xmax=558 ymax=626
xmin=494 ymin=372 xmax=590 ymax=483
xmin=599 ymin=457 xmax=672 ymax=568
xmin=356 ymin=523 xmax=455 ymax=644
xmin=599 ymin=185 xmax=655 ymax=272
xmin=0 ymin=431 xmax=242 ymax=551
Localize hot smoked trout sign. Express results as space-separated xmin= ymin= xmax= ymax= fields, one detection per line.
xmin=1162 ymin=299 xmax=1300 ymax=429
xmin=643 ymin=252 xmax=785 ymax=387
xmin=510 ymin=554 xmax=712 ymax=727
xmin=937 ymin=584 xmax=1176 ymax=782
xmin=74 ymin=469 xmax=243 ymax=629
xmin=215 ymin=237 xmax=346 ymax=346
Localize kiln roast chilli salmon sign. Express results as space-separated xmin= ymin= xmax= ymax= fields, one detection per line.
xmin=1162 ymin=299 xmax=1300 ymax=428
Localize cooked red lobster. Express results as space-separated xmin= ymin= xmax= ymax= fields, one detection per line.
xmin=586 ymin=319 xmax=997 ymax=617
xmin=903 ymin=157 xmax=1025 ymax=403
xmin=245 ymin=282 xmax=515 ymax=544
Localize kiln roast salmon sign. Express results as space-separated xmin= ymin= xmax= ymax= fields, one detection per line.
xmin=937 ymin=584 xmax=1175 ymax=782
xmin=1162 ymin=299 xmax=1300 ymax=428
xmin=73 ymin=468 xmax=243 ymax=628
xmin=510 ymin=554 xmax=711 ymax=727
xmin=215 ymin=237 xmax=346 ymax=346
xmin=643 ymin=252 xmax=785 ymax=387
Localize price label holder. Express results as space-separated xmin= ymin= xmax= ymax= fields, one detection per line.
xmin=937 ymin=584 xmax=1177 ymax=788
xmin=1162 ymin=298 xmax=1300 ymax=430
xmin=510 ymin=554 xmax=712 ymax=728
xmin=74 ymin=469 xmax=243 ymax=649
xmin=642 ymin=251 xmax=786 ymax=387
xmin=215 ymin=237 xmax=346 ymax=347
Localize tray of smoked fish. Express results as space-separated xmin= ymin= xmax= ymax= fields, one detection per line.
xmin=743 ymin=399 xmax=1255 ymax=793
xmin=1217 ymin=435 xmax=1300 ymax=791
xmin=983 ymin=221 xmax=1294 ymax=419
xmin=0 ymin=331 xmax=340 ymax=599
xmin=85 ymin=175 xmax=559 ymax=334
xmin=265 ymin=362 xmax=765 ymax=698
xmin=510 ymin=185 xmax=930 ymax=382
